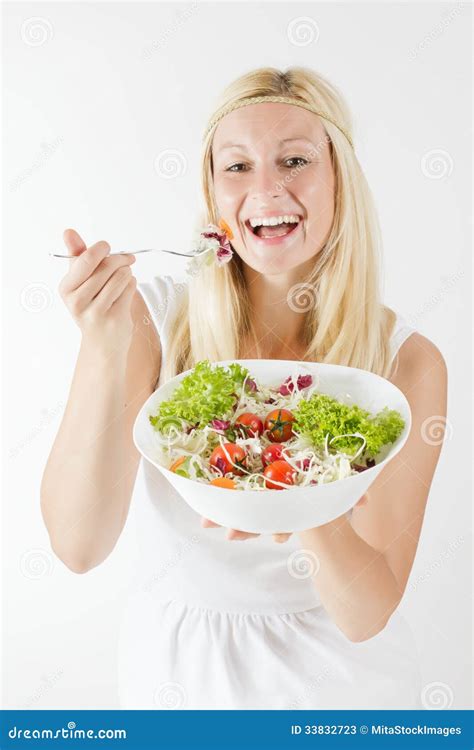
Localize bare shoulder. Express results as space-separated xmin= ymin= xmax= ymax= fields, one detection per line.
xmin=389 ymin=332 xmax=447 ymax=394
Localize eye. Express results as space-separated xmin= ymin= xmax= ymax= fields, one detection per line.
xmin=284 ymin=156 xmax=310 ymax=168
xmin=224 ymin=156 xmax=311 ymax=173
xmin=225 ymin=163 xmax=248 ymax=173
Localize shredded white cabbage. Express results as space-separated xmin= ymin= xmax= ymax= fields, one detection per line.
xmin=150 ymin=367 xmax=372 ymax=490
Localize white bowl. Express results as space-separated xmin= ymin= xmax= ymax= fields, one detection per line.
xmin=133 ymin=360 xmax=411 ymax=533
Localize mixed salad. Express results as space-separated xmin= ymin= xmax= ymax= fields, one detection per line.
xmin=148 ymin=360 xmax=405 ymax=491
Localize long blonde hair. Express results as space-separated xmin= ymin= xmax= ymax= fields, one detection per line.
xmin=161 ymin=66 xmax=396 ymax=384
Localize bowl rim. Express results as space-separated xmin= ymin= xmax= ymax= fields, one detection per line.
xmin=133 ymin=358 xmax=412 ymax=494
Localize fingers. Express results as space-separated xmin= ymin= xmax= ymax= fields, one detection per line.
xmin=200 ymin=516 xmax=292 ymax=542
xmin=89 ymin=264 xmax=136 ymax=312
xmin=355 ymin=493 xmax=369 ymax=508
xmin=226 ymin=529 xmax=260 ymax=541
xmin=59 ymin=239 xmax=112 ymax=295
xmin=201 ymin=517 xmax=221 ymax=528
xmin=200 ymin=517 xmax=260 ymax=541
xmin=63 ymin=228 xmax=87 ymax=268
xmin=110 ymin=273 xmax=138 ymax=311
xmin=60 ymin=242 xmax=136 ymax=310
xmin=272 ymin=533 xmax=292 ymax=543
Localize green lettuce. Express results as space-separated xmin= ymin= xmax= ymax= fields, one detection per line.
xmin=292 ymin=393 xmax=405 ymax=460
xmin=149 ymin=359 xmax=250 ymax=433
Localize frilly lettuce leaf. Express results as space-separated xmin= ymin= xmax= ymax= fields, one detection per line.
xmin=292 ymin=394 xmax=405 ymax=459
xmin=149 ymin=359 xmax=250 ymax=433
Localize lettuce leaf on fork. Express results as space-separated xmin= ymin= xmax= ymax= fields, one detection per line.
xmin=149 ymin=359 xmax=250 ymax=433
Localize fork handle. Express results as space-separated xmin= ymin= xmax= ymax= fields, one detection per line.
xmin=49 ymin=248 xmax=194 ymax=259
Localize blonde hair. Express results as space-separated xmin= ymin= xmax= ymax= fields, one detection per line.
xmin=160 ymin=66 xmax=396 ymax=384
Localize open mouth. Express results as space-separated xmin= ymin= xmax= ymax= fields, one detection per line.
xmin=244 ymin=216 xmax=303 ymax=244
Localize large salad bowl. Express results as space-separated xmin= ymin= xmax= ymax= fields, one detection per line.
xmin=133 ymin=359 xmax=411 ymax=533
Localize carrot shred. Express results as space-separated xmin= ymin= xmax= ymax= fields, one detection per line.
xmin=218 ymin=218 xmax=234 ymax=240
xmin=209 ymin=477 xmax=236 ymax=489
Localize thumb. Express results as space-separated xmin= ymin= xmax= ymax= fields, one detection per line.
xmin=355 ymin=493 xmax=369 ymax=508
xmin=63 ymin=228 xmax=87 ymax=267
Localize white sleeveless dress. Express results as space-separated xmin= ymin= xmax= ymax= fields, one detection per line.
xmin=117 ymin=274 xmax=421 ymax=710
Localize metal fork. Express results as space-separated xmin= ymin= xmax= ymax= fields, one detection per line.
xmin=49 ymin=247 xmax=210 ymax=259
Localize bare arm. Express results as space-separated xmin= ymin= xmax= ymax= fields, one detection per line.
xmin=40 ymin=229 xmax=161 ymax=573
xmin=298 ymin=334 xmax=448 ymax=642
xmin=200 ymin=334 xmax=448 ymax=643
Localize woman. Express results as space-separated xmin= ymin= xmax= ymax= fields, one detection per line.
xmin=41 ymin=67 xmax=448 ymax=709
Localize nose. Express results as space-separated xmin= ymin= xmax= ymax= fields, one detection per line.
xmin=249 ymin=164 xmax=285 ymax=202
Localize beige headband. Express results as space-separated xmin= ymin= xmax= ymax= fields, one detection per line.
xmin=203 ymin=94 xmax=354 ymax=149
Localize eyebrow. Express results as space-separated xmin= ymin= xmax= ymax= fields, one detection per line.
xmin=216 ymin=137 xmax=315 ymax=152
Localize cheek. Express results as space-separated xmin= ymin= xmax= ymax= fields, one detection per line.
xmin=213 ymin=176 xmax=241 ymax=214
xmin=300 ymin=173 xmax=335 ymax=230
xmin=300 ymin=168 xmax=334 ymax=203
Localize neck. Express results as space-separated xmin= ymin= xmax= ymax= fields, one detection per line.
xmin=242 ymin=263 xmax=313 ymax=359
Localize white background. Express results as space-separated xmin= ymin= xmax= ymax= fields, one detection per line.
xmin=2 ymin=1 xmax=471 ymax=709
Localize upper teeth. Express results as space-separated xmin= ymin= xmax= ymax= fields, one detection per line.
xmin=249 ymin=214 xmax=300 ymax=228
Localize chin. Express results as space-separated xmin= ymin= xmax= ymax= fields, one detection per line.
xmin=237 ymin=246 xmax=318 ymax=276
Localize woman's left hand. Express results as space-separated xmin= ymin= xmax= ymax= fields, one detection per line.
xmin=200 ymin=492 xmax=369 ymax=542
xmin=200 ymin=517 xmax=292 ymax=543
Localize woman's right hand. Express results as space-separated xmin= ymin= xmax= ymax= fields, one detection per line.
xmin=58 ymin=229 xmax=137 ymax=352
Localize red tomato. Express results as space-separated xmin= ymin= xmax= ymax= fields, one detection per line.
xmin=234 ymin=412 xmax=264 ymax=438
xmin=264 ymin=409 xmax=295 ymax=442
xmin=263 ymin=460 xmax=296 ymax=490
xmin=209 ymin=443 xmax=248 ymax=476
xmin=261 ymin=443 xmax=284 ymax=467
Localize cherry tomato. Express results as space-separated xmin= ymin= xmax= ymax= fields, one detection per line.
xmin=264 ymin=409 xmax=295 ymax=442
xmin=209 ymin=443 xmax=248 ymax=476
xmin=234 ymin=412 xmax=264 ymax=438
xmin=263 ymin=460 xmax=296 ymax=490
xmin=261 ymin=443 xmax=284 ymax=467
xmin=209 ymin=477 xmax=236 ymax=489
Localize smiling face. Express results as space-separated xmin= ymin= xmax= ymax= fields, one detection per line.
xmin=211 ymin=102 xmax=336 ymax=275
